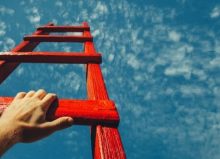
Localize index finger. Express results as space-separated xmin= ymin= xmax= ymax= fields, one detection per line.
xmin=14 ymin=92 xmax=26 ymax=100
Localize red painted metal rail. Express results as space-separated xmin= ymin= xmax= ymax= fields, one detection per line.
xmin=0 ymin=22 xmax=126 ymax=159
xmin=37 ymin=26 xmax=90 ymax=32
xmin=0 ymin=52 xmax=102 ymax=63
xmin=83 ymin=22 xmax=126 ymax=159
xmin=24 ymin=35 xmax=93 ymax=42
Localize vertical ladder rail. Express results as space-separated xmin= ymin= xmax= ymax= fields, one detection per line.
xmin=83 ymin=22 xmax=126 ymax=159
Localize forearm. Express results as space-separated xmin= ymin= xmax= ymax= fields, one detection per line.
xmin=0 ymin=120 xmax=19 ymax=156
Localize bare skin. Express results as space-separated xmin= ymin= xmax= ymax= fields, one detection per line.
xmin=0 ymin=89 xmax=73 ymax=156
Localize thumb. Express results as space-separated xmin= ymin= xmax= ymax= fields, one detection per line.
xmin=21 ymin=117 xmax=74 ymax=143
xmin=41 ymin=117 xmax=74 ymax=132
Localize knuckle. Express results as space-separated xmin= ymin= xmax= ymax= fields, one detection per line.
xmin=35 ymin=89 xmax=46 ymax=96
xmin=38 ymin=89 xmax=46 ymax=93
xmin=17 ymin=92 xmax=26 ymax=96
xmin=48 ymin=93 xmax=56 ymax=98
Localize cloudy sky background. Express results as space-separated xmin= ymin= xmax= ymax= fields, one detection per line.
xmin=1 ymin=0 xmax=220 ymax=158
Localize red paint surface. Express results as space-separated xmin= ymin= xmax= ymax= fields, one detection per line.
xmin=0 ymin=52 xmax=102 ymax=64
xmin=37 ymin=25 xmax=90 ymax=32
xmin=83 ymin=22 xmax=126 ymax=159
xmin=23 ymin=35 xmax=93 ymax=42
xmin=0 ymin=97 xmax=119 ymax=127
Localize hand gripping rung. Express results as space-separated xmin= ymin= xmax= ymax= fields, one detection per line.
xmin=0 ymin=52 xmax=102 ymax=64
xmin=0 ymin=97 xmax=119 ymax=127
xmin=23 ymin=35 xmax=93 ymax=42
xmin=37 ymin=26 xmax=90 ymax=32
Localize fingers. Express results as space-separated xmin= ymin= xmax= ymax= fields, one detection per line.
xmin=41 ymin=93 xmax=57 ymax=111
xmin=40 ymin=117 xmax=73 ymax=132
xmin=14 ymin=92 xmax=26 ymax=100
xmin=33 ymin=89 xmax=47 ymax=99
xmin=25 ymin=90 xmax=35 ymax=98
xmin=15 ymin=89 xmax=55 ymax=100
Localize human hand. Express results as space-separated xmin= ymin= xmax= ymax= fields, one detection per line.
xmin=0 ymin=89 xmax=73 ymax=144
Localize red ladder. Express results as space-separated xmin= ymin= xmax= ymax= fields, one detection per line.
xmin=0 ymin=22 xmax=126 ymax=159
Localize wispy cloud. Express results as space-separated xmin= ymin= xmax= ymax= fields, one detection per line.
xmin=168 ymin=30 xmax=182 ymax=42
xmin=0 ymin=21 xmax=6 ymax=36
xmin=0 ymin=6 xmax=14 ymax=15
xmin=0 ymin=37 xmax=15 ymax=51
xmin=26 ymin=7 xmax=41 ymax=26
xmin=210 ymin=5 xmax=220 ymax=18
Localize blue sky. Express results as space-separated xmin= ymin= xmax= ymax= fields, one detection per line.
xmin=1 ymin=0 xmax=220 ymax=158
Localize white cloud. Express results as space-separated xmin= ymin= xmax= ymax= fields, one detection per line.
xmin=95 ymin=2 xmax=108 ymax=14
xmin=0 ymin=21 xmax=6 ymax=36
xmin=16 ymin=67 xmax=24 ymax=76
xmin=55 ymin=1 xmax=63 ymax=7
xmin=168 ymin=31 xmax=181 ymax=42
xmin=164 ymin=65 xmax=191 ymax=79
xmin=156 ymin=43 xmax=194 ymax=79
xmin=57 ymin=71 xmax=81 ymax=92
xmin=28 ymin=15 xmax=41 ymax=24
xmin=126 ymin=53 xmax=141 ymax=70
xmin=192 ymin=69 xmax=207 ymax=81
xmin=176 ymin=0 xmax=187 ymax=4
xmin=209 ymin=57 xmax=220 ymax=68
xmin=26 ymin=7 xmax=41 ymax=25
xmin=2 ymin=37 xmax=15 ymax=51
xmin=214 ymin=39 xmax=220 ymax=53
xmin=90 ymin=1 xmax=108 ymax=20
xmin=180 ymin=85 xmax=205 ymax=97
xmin=92 ymin=29 xmax=100 ymax=37
xmin=213 ymin=87 xmax=220 ymax=107
xmin=108 ymin=54 xmax=114 ymax=62
xmin=63 ymin=46 xmax=71 ymax=52
xmin=0 ymin=6 xmax=14 ymax=15
xmin=210 ymin=6 xmax=220 ymax=18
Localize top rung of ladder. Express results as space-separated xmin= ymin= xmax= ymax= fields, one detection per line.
xmin=37 ymin=26 xmax=90 ymax=32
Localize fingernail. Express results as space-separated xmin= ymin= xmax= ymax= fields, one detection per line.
xmin=66 ymin=117 xmax=74 ymax=125
xmin=51 ymin=93 xmax=57 ymax=97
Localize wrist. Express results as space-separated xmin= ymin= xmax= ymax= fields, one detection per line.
xmin=0 ymin=119 xmax=21 ymax=145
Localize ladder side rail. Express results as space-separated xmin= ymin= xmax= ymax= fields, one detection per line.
xmin=0 ymin=23 xmax=54 ymax=84
xmin=83 ymin=22 xmax=126 ymax=159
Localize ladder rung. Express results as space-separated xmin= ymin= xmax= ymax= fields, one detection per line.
xmin=37 ymin=26 xmax=90 ymax=32
xmin=23 ymin=35 xmax=93 ymax=42
xmin=0 ymin=52 xmax=102 ymax=64
xmin=0 ymin=97 xmax=119 ymax=127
